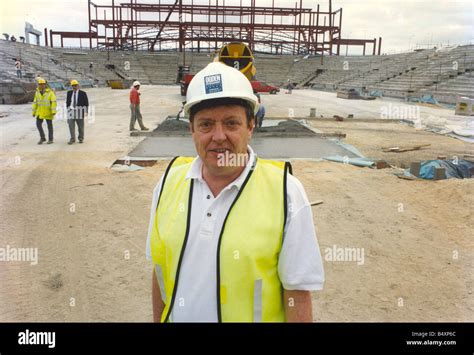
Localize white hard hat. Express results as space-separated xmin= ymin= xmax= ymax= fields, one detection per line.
xmin=133 ymin=81 xmax=141 ymax=87
xmin=184 ymin=62 xmax=258 ymax=117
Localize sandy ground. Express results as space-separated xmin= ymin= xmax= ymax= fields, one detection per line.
xmin=0 ymin=86 xmax=472 ymax=322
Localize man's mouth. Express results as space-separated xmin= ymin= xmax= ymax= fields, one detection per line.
xmin=208 ymin=148 xmax=231 ymax=154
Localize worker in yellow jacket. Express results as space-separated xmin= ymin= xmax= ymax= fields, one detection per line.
xmin=32 ymin=78 xmax=57 ymax=144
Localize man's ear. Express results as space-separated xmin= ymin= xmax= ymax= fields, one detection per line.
xmin=248 ymin=118 xmax=255 ymax=136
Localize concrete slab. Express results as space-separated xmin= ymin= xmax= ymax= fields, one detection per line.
xmin=128 ymin=136 xmax=360 ymax=160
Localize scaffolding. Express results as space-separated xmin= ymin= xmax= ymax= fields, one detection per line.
xmin=48 ymin=0 xmax=381 ymax=56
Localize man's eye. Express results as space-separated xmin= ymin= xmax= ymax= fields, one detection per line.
xmin=225 ymin=121 xmax=238 ymax=127
xmin=199 ymin=122 xmax=212 ymax=128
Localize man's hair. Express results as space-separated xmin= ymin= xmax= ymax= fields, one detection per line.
xmin=189 ymin=98 xmax=254 ymax=126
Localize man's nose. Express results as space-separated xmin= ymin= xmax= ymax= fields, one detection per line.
xmin=212 ymin=122 xmax=227 ymax=142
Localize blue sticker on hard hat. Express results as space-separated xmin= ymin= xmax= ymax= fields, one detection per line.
xmin=204 ymin=74 xmax=223 ymax=94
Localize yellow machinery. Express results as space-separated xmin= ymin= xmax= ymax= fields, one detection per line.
xmin=217 ymin=42 xmax=256 ymax=81
xmin=107 ymin=79 xmax=133 ymax=89
xmin=180 ymin=42 xmax=257 ymax=96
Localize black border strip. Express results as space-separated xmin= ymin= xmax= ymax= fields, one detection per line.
xmin=215 ymin=158 xmax=257 ymax=322
xmin=1 ymin=323 xmax=472 ymax=353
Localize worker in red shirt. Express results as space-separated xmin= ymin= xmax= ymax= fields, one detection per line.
xmin=130 ymin=81 xmax=148 ymax=131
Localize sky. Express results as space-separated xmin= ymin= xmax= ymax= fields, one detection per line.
xmin=0 ymin=0 xmax=473 ymax=54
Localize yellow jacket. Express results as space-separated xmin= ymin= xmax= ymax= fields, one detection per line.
xmin=151 ymin=156 xmax=290 ymax=322
xmin=32 ymin=88 xmax=57 ymax=120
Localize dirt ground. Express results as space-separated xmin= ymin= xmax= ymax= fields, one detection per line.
xmin=0 ymin=86 xmax=472 ymax=322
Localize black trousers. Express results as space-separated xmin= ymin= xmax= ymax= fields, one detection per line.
xmin=36 ymin=118 xmax=53 ymax=141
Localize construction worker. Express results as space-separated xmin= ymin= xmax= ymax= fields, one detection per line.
xmin=66 ymin=79 xmax=89 ymax=144
xmin=255 ymin=94 xmax=265 ymax=128
xmin=146 ymin=62 xmax=324 ymax=322
xmin=32 ymin=78 xmax=57 ymax=144
xmin=129 ymin=81 xmax=148 ymax=131
xmin=14 ymin=59 xmax=22 ymax=78
xmin=286 ymin=79 xmax=294 ymax=94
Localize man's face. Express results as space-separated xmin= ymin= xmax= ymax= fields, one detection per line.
xmin=191 ymin=105 xmax=254 ymax=177
xmin=38 ymin=83 xmax=46 ymax=91
xmin=72 ymin=85 xmax=79 ymax=91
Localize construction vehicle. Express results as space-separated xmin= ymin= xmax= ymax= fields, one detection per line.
xmin=181 ymin=42 xmax=268 ymax=96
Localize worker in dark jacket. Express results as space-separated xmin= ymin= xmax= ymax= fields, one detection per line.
xmin=66 ymin=80 xmax=89 ymax=144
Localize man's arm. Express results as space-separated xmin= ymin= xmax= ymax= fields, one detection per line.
xmin=283 ymin=289 xmax=313 ymax=322
xmin=82 ymin=91 xmax=89 ymax=108
xmin=32 ymin=93 xmax=37 ymax=117
xmin=152 ymin=267 xmax=165 ymax=322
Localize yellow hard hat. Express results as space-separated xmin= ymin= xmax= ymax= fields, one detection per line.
xmin=37 ymin=78 xmax=46 ymax=84
xmin=70 ymin=79 xmax=79 ymax=86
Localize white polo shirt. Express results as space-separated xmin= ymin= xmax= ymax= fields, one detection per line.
xmin=146 ymin=146 xmax=324 ymax=322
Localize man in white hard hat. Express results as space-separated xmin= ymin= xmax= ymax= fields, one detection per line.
xmin=146 ymin=62 xmax=324 ymax=322
xmin=129 ymin=80 xmax=148 ymax=131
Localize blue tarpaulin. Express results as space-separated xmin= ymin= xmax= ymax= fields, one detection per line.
xmin=420 ymin=94 xmax=439 ymax=105
xmin=407 ymin=159 xmax=474 ymax=179
xmin=323 ymin=140 xmax=378 ymax=167
xmin=323 ymin=156 xmax=376 ymax=167
xmin=370 ymin=90 xmax=383 ymax=97
xmin=48 ymin=82 xmax=65 ymax=91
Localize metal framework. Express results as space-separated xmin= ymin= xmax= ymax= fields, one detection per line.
xmin=47 ymin=0 xmax=381 ymax=56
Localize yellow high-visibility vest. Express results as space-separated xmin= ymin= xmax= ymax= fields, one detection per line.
xmin=150 ymin=156 xmax=292 ymax=322
xmin=32 ymin=88 xmax=57 ymax=120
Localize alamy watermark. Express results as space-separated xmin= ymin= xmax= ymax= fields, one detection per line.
xmin=380 ymin=103 xmax=420 ymax=120
xmin=324 ymin=245 xmax=365 ymax=265
xmin=18 ymin=329 xmax=55 ymax=348
xmin=54 ymin=103 xmax=96 ymax=123
xmin=217 ymin=151 xmax=249 ymax=167
xmin=0 ymin=245 xmax=38 ymax=265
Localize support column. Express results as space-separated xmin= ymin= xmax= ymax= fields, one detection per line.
xmin=112 ymin=0 xmax=116 ymax=49
xmin=88 ymin=0 xmax=92 ymax=49
xmin=328 ymin=0 xmax=332 ymax=55
xmin=44 ymin=28 xmax=48 ymax=47
xmin=338 ymin=8 xmax=342 ymax=55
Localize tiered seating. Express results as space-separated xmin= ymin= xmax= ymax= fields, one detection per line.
xmin=370 ymin=46 xmax=471 ymax=97
xmin=1 ymin=39 xmax=472 ymax=104
xmin=134 ymin=52 xmax=180 ymax=84
xmin=420 ymin=73 xmax=474 ymax=103
xmin=254 ymin=55 xmax=295 ymax=86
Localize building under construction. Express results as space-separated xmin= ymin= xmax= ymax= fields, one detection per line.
xmin=47 ymin=0 xmax=382 ymax=56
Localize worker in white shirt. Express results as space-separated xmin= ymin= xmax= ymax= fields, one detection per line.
xmin=146 ymin=62 xmax=324 ymax=322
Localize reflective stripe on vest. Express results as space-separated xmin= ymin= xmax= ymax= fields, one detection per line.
xmin=150 ymin=156 xmax=291 ymax=322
